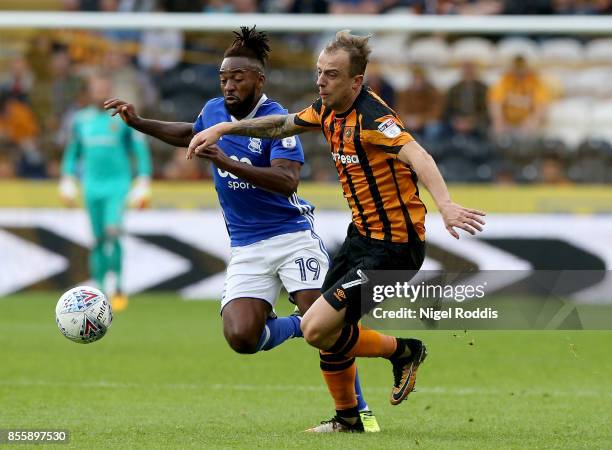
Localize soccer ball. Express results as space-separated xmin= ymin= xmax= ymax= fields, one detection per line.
xmin=55 ymin=286 xmax=113 ymax=344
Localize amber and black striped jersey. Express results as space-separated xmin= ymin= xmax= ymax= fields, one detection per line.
xmin=295 ymin=86 xmax=426 ymax=243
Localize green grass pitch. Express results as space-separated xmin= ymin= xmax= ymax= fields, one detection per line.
xmin=1 ymin=293 xmax=611 ymax=449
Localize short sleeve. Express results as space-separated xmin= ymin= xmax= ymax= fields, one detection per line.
xmin=294 ymin=98 xmax=324 ymax=128
xmin=360 ymin=113 xmax=414 ymax=157
xmin=270 ymin=135 xmax=304 ymax=164
xmin=192 ymin=107 xmax=205 ymax=134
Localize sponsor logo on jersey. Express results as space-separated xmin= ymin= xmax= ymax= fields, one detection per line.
xmin=248 ymin=137 xmax=263 ymax=154
xmin=217 ymin=155 xmax=257 ymax=190
xmin=378 ymin=118 xmax=401 ymax=138
xmin=332 ymin=153 xmax=360 ymax=164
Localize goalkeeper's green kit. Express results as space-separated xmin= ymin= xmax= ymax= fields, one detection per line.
xmin=61 ymin=106 xmax=151 ymax=291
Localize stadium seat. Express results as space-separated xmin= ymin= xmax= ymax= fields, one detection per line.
xmin=585 ymin=100 xmax=612 ymax=144
xmin=543 ymin=68 xmax=581 ymax=97
xmin=407 ymin=37 xmax=450 ymax=66
xmin=574 ymin=68 xmax=612 ymax=98
xmin=544 ymin=97 xmax=592 ymax=149
xmin=370 ymin=33 xmax=410 ymax=64
xmin=481 ymin=68 xmax=502 ymax=86
xmin=380 ymin=66 xmax=411 ymax=90
xmin=451 ymin=37 xmax=496 ymax=65
xmin=539 ymin=38 xmax=584 ymax=66
xmin=496 ymin=37 xmax=540 ymax=64
xmin=429 ymin=68 xmax=461 ymax=91
xmin=585 ymin=38 xmax=612 ymax=64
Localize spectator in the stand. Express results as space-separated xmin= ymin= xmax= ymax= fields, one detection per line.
xmin=0 ymin=92 xmax=46 ymax=178
xmin=203 ymin=0 xmax=235 ymax=12
xmin=50 ymin=49 xmax=85 ymax=132
xmin=551 ymin=0 xmax=575 ymax=14
xmin=0 ymin=56 xmax=34 ymax=102
xmin=26 ymin=33 xmax=55 ymax=122
xmin=101 ymin=0 xmax=142 ymax=44
xmin=329 ymin=0 xmax=382 ymax=14
xmin=106 ymin=48 xmax=157 ymax=112
xmin=0 ymin=92 xmax=39 ymax=147
xmin=365 ymin=62 xmax=395 ymax=109
xmin=539 ymin=156 xmax=571 ymax=184
xmin=413 ymin=0 xmax=503 ymax=14
xmin=397 ymin=65 xmax=444 ymax=141
xmin=231 ymin=0 xmax=260 ymax=12
xmin=137 ymin=5 xmax=184 ymax=75
xmin=0 ymin=153 xmax=16 ymax=178
xmin=444 ymin=61 xmax=489 ymax=137
xmin=488 ymin=55 xmax=550 ymax=138
xmin=588 ymin=0 xmax=612 ymax=14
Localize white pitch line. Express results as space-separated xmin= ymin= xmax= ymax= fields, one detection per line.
xmin=0 ymin=379 xmax=610 ymax=399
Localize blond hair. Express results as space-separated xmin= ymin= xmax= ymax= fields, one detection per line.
xmin=324 ymin=30 xmax=372 ymax=77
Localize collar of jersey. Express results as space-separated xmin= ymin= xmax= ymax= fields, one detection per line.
xmin=334 ymin=86 xmax=367 ymax=119
xmin=229 ymin=94 xmax=268 ymax=122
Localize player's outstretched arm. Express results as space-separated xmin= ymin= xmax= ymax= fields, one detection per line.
xmin=398 ymin=141 xmax=486 ymax=239
xmin=186 ymin=114 xmax=310 ymax=159
xmin=104 ymin=98 xmax=194 ymax=148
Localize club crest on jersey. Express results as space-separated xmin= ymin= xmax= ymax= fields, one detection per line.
xmin=281 ymin=136 xmax=296 ymax=149
xmin=248 ymin=137 xmax=263 ymax=154
xmin=343 ymin=127 xmax=354 ymax=142
xmin=378 ymin=118 xmax=401 ymax=138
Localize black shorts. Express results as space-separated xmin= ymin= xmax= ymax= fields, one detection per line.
xmin=322 ymin=223 xmax=425 ymax=323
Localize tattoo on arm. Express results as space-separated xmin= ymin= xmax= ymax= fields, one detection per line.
xmin=228 ymin=114 xmax=308 ymax=139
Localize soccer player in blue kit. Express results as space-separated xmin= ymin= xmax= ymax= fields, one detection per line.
xmin=104 ymin=27 xmax=379 ymax=431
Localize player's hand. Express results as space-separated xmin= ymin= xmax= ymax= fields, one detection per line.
xmin=193 ymin=144 xmax=230 ymax=165
xmin=59 ymin=176 xmax=78 ymax=208
xmin=186 ymin=124 xmax=226 ymax=160
xmin=128 ymin=176 xmax=151 ymax=209
xmin=103 ymin=98 xmax=139 ymax=126
xmin=439 ymin=201 xmax=486 ymax=239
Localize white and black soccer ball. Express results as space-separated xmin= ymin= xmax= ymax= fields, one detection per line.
xmin=55 ymin=286 xmax=113 ymax=344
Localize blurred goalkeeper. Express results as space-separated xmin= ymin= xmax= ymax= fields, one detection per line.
xmin=60 ymin=74 xmax=152 ymax=312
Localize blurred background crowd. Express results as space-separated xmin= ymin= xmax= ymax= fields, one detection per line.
xmin=1 ymin=0 xmax=612 ymax=184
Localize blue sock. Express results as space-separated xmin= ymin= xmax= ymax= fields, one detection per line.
xmin=355 ymin=370 xmax=369 ymax=411
xmin=256 ymin=315 xmax=302 ymax=352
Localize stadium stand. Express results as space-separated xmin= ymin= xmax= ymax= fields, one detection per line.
xmin=0 ymin=1 xmax=611 ymax=183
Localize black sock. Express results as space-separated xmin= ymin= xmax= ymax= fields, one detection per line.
xmin=336 ymin=406 xmax=360 ymax=425
xmin=390 ymin=338 xmax=421 ymax=360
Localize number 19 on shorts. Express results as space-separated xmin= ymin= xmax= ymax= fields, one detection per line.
xmin=294 ymin=257 xmax=321 ymax=281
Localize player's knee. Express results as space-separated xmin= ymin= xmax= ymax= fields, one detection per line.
xmin=224 ymin=328 xmax=259 ymax=354
xmin=301 ymin=316 xmax=327 ymax=349
xmin=93 ymin=237 xmax=105 ymax=250
xmin=105 ymin=227 xmax=120 ymax=238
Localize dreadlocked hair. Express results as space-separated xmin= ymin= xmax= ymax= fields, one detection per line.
xmin=224 ymin=26 xmax=271 ymax=67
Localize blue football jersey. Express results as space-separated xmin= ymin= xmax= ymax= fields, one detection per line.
xmin=193 ymin=95 xmax=315 ymax=247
